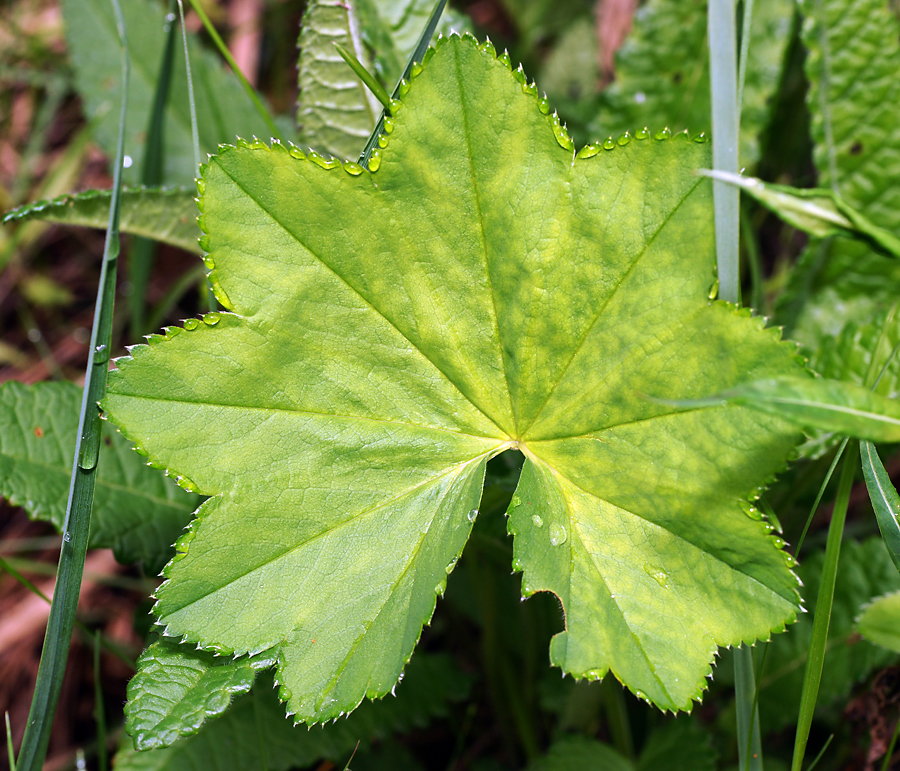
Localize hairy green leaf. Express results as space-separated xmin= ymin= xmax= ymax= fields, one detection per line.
xmin=675 ymin=376 xmax=900 ymax=442
xmin=782 ymin=0 xmax=900 ymax=347
xmin=860 ymin=441 xmax=900 ymax=574
xmin=757 ymin=538 xmax=900 ymax=731
xmin=297 ymin=0 xmax=470 ymax=160
xmin=856 ymin=591 xmax=900 ymax=652
xmin=114 ymin=656 xmax=469 ymax=770
xmin=125 ymin=641 xmax=276 ymax=750
xmin=104 ymin=35 xmax=805 ymax=722
xmin=63 ymin=0 xmax=278 ymax=185
xmin=0 ymin=381 xmax=198 ymax=572
xmin=2 ymin=187 xmax=201 ymax=254
xmin=590 ymin=0 xmax=793 ymax=165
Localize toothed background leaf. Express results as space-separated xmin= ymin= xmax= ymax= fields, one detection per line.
xmin=114 ymin=655 xmax=469 ymax=771
xmin=2 ymin=187 xmax=201 ymax=254
xmin=63 ymin=0 xmax=283 ymax=185
xmin=297 ymin=0 xmax=471 ymax=160
xmin=588 ymin=0 xmax=793 ymax=165
xmin=778 ymin=0 xmax=900 ymax=349
xmin=856 ymin=591 xmax=900 ymax=653
xmin=0 ymin=380 xmax=198 ymax=573
xmin=104 ymin=36 xmax=804 ymax=723
xmin=756 ymin=538 xmax=900 ymax=731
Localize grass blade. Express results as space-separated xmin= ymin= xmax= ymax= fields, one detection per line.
xmin=359 ymin=0 xmax=448 ymax=169
xmin=860 ymin=441 xmax=900 ymax=573
xmin=12 ymin=0 xmax=129 ymax=766
xmin=94 ymin=631 xmax=108 ymax=771
xmin=735 ymin=646 xmax=763 ymax=771
xmin=5 ymin=713 xmax=13 ymax=771
xmin=333 ymin=43 xmax=393 ymax=113
xmin=791 ymin=442 xmax=858 ymax=771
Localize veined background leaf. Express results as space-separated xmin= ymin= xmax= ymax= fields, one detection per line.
xmin=860 ymin=441 xmax=900 ymax=573
xmin=780 ymin=0 xmax=900 ymax=349
xmin=757 ymin=538 xmax=900 ymax=731
xmin=104 ymin=35 xmax=804 ymax=723
xmin=63 ymin=0 xmax=282 ymax=185
xmin=589 ymin=0 xmax=793 ymax=165
xmin=2 ymin=187 xmax=201 ymax=254
xmin=114 ymin=655 xmax=469 ymax=771
xmin=297 ymin=0 xmax=470 ymax=160
xmin=0 ymin=380 xmax=198 ymax=573
xmin=856 ymin=591 xmax=900 ymax=653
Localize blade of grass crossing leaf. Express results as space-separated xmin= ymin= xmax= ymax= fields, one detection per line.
xmin=359 ymin=0 xmax=448 ymax=168
xmin=183 ymin=0 xmax=281 ymax=141
xmin=860 ymin=441 xmax=900 ymax=573
xmin=93 ymin=631 xmax=108 ymax=771
xmin=13 ymin=0 xmax=128 ymax=766
xmin=791 ymin=442 xmax=858 ymax=771
xmin=333 ymin=43 xmax=393 ymax=112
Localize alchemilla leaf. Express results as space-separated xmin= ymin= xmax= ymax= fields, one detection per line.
xmin=103 ymin=34 xmax=805 ymax=722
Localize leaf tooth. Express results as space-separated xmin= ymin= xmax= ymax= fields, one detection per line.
xmin=286 ymin=141 xmax=306 ymax=160
xmin=576 ymin=143 xmax=601 ymax=160
xmin=654 ymin=126 xmax=672 ymax=140
xmin=478 ymin=37 xmax=496 ymax=57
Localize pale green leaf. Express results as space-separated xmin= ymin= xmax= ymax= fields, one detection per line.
xmin=677 ymin=376 xmax=900 ymax=443
xmin=757 ymin=539 xmax=900 ymax=731
xmin=590 ymin=0 xmax=793 ymax=165
xmin=2 ymin=187 xmax=201 ymax=255
xmin=782 ymin=0 xmax=900 ymax=347
xmin=63 ymin=0 xmax=278 ymax=185
xmin=125 ymin=641 xmax=276 ymax=751
xmin=856 ymin=591 xmax=900 ymax=653
xmin=860 ymin=441 xmax=900 ymax=574
xmin=0 ymin=381 xmax=198 ymax=573
xmin=114 ymin=656 xmax=469 ymax=771
xmin=104 ymin=36 xmax=804 ymax=722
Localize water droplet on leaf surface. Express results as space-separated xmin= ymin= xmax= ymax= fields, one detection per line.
xmin=467 ymin=508 xmax=478 ymax=522
xmin=532 ymin=514 xmax=544 ymax=528
xmin=549 ymin=523 xmax=567 ymax=546
xmin=184 ymin=318 xmax=200 ymax=330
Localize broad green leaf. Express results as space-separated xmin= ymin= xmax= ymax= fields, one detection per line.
xmin=63 ymin=0 xmax=278 ymax=185
xmin=757 ymin=538 xmax=900 ymax=731
xmin=860 ymin=441 xmax=900 ymax=574
xmin=781 ymin=0 xmax=900 ymax=347
xmin=703 ymin=170 xmax=900 ymax=258
xmin=125 ymin=641 xmax=276 ymax=750
xmin=677 ymin=376 xmax=900 ymax=443
xmin=2 ymin=187 xmax=201 ymax=255
xmin=0 ymin=381 xmax=198 ymax=573
xmin=856 ymin=591 xmax=900 ymax=652
xmin=114 ymin=656 xmax=469 ymax=771
xmin=297 ymin=0 xmax=471 ymax=160
xmin=104 ymin=35 xmax=805 ymax=722
xmin=590 ymin=0 xmax=793 ymax=165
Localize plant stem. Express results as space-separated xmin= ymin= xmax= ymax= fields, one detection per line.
xmin=791 ymin=442 xmax=858 ymax=771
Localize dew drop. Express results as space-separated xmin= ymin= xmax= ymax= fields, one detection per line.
xmin=549 ymin=523 xmax=567 ymax=546
xmin=783 ymin=551 xmax=797 ymax=568
xmin=498 ymin=50 xmax=512 ymax=68
xmin=382 ymin=117 xmax=395 ymax=134
xmin=123 ymin=155 xmax=133 ymax=168
xmin=708 ymin=278 xmax=719 ymax=300
xmin=510 ymin=495 xmax=522 ymax=508
xmin=389 ymin=99 xmax=402 ymax=114
xmin=398 ymin=78 xmax=411 ymax=97
xmin=368 ymin=151 xmax=382 ymax=172
xmin=643 ymin=564 xmax=669 ymax=588
xmin=577 ymin=144 xmax=600 ymax=159
xmin=343 ymin=161 xmax=364 ymax=176
xmin=617 ymin=132 xmax=632 ymax=146
xmin=512 ymin=558 xmax=523 ymax=571
xmin=93 ymin=343 xmax=109 ymax=362
xmin=532 ymin=514 xmax=544 ymax=528
xmin=308 ymin=151 xmax=340 ymax=169
xmin=772 ymin=537 xmax=786 ymax=549
xmin=203 ymin=312 xmax=221 ymax=326
xmin=64 ymin=532 xmax=71 ymax=542
xmin=602 ymin=137 xmax=616 ymax=150
xmin=410 ymin=61 xmax=423 ymax=77
xmin=553 ymin=125 xmax=574 ymax=151
xmin=184 ymin=318 xmax=200 ymax=331
xmin=479 ymin=39 xmax=496 ymax=56
xmin=692 ymin=131 xmax=708 ymax=143
xmin=378 ymin=134 xmax=389 ymax=148
xmin=467 ymin=508 xmax=478 ymax=522
xmin=445 ymin=556 xmax=458 ymax=574
xmin=654 ymin=127 xmax=672 ymax=140
xmin=203 ymin=255 xmax=215 ymax=270
xmin=537 ymin=95 xmax=550 ymax=115
xmin=740 ymin=500 xmax=763 ymax=520
xmin=635 ymin=126 xmax=650 ymax=140
xmin=522 ymin=80 xmax=538 ymax=96
xmin=289 ymin=146 xmax=305 ymax=160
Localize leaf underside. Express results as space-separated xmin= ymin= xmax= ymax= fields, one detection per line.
xmin=104 ymin=34 xmax=804 ymax=723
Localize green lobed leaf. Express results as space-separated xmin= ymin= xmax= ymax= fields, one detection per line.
xmin=125 ymin=640 xmax=276 ymax=750
xmin=678 ymin=376 xmax=900 ymax=443
xmin=2 ymin=187 xmax=201 ymax=255
xmin=296 ymin=0 xmax=471 ymax=160
xmin=114 ymin=655 xmax=469 ymax=770
xmin=63 ymin=0 xmax=279 ymax=185
xmin=856 ymin=590 xmax=900 ymax=653
xmin=757 ymin=538 xmax=900 ymax=731
xmin=782 ymin=0 xmax=900 ymax=348
xmin=104 ymin=35 xmax=805 ymax=721
xmin=0 ymin=381 xmax=198 ymax=573
xmin=860 ymin=441 xmax=900 ymax=574
xmin=589 ymin=0 xmax=793 ymax=165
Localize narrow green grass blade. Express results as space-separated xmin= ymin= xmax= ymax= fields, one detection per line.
xmin=13 ymin=0 xmax=129 ymax=766
xmin=183 ymin=0 xmax=282 ymax=141
xmin=129 ymin=0 xmax=178 ymax=337
xmin=708 ymin=0 xmax=740 ymax=304
xmin=5 ymin=713 xmax=13 ymax=771
xmin=94 ymin=631 xmax=108 ymax=771
xmin=882 ymin=711 xmax=900 ymax=771
xmin=359 ymin=0 xmax=448 ymax=168
xmin=860 ymin=441 xmax=900 ymax=573
xmin=333 ymin=43 xmax=393 ymax=112
xmin=795 ymin=438 xmax=848 ymax=555
xmin=791 ymin=442 xmax=858 ymax=771
xmin=737 ymin=0 xmax=754 ymax=114
xmin=735 ymin=646 xmax=763 ymax=771
xmin=177 ymin=0 xmax=201 ymax=172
